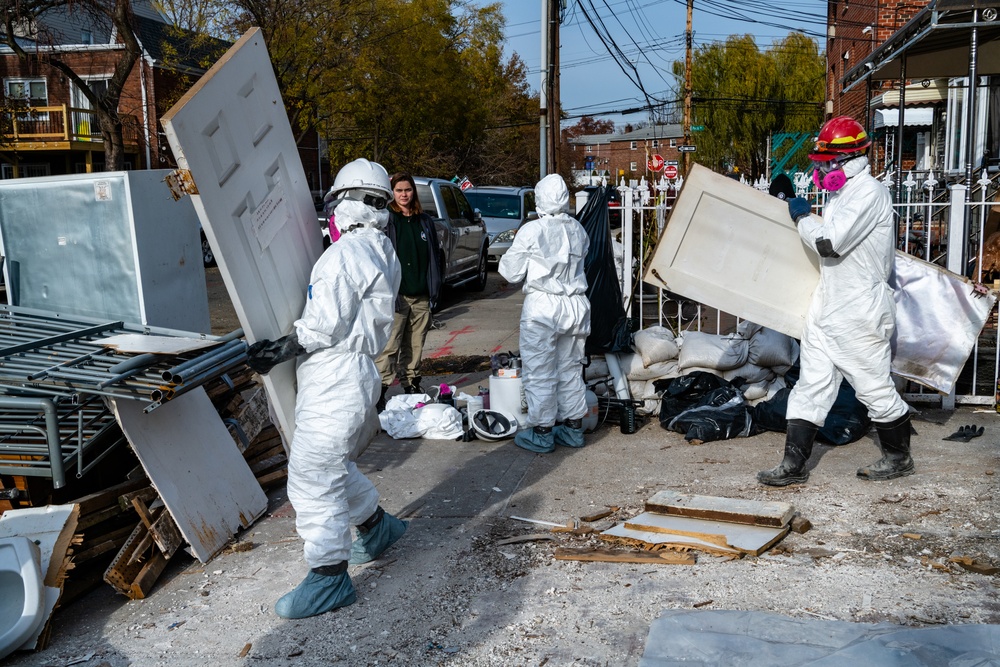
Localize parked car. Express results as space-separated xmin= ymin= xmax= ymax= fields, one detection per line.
xmin=580 ymin=185 xmax=622 ymax=228
xmin=414 ymin=177 xmax=490 ymax=291
xmin=463 ymin=186 xmax=537 ymax=264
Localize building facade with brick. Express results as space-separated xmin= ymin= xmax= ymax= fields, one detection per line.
xmin=566 ymin=124 xmax=686 ymax=187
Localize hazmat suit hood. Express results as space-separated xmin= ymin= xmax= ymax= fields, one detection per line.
xmin=535 ymin=174 xmax=570 ymax=216
xmin=332 ymin=199 xmax=387 ymax=234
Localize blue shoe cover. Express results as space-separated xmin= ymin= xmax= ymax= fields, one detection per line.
xmin=349 ymin=512 xmax=408 ymax=565
xmin=274 ymin=570 xmax=356 ymax=619
xmin=514 ymin=427 xmax=555 ymax=453
xmin=553 ymin=424 xmax=585 ymax=448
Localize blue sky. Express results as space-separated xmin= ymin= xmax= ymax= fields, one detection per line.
xmin=496 ymin=0 xmax=828 ymax=128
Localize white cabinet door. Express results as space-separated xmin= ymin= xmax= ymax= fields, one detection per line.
xmin=161 ymin=28 xmax=324 ymax=447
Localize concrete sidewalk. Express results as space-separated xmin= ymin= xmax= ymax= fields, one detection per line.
xmin=8 ymin=275 xmax=1000 ymax=667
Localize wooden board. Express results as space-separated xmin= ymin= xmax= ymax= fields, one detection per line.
xmin=624 ymin=511 xmax=790 ymax=557
xmin=644 ymin=490 xmax=794 ymax=528
xmin=600 ymin=522 xmax=742 ymax=557
xmin=554 ymin=547 xmax=696 ymax=565
xmin=110 ymin=386 xmax=267 ymax=562
xmin=90 ymin=334 xmax=221 ymax=355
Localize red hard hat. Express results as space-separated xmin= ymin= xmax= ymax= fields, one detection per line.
xmin=809 ymin=116 xmax=871 ymax=161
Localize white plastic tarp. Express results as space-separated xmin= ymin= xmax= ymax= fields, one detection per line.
xmin=644 ymin=165 xmax=997 ymax=394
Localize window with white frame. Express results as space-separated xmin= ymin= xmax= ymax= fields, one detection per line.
xmin=670 ymin=138 xmax=677 ymax=147
xmin=585 ymin=145 xmax=592 ymax=152
xmin=630 ymin=141 xmax=637 ymax=150
xmin=651 ymin=140 xmax=659 ymax=148
xmin=629 ymin=161 xmax=637 ymax=171
xmin=5 ymin=78 xmax=47 ymax=108
xmin=944 ymin=76 xmax=988 ymax=174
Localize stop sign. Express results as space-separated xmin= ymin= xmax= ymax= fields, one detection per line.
xmin=664 ymin=164 xmax=678 ymax=179
xmin=647 ymin=154 xmax=664 ymax=172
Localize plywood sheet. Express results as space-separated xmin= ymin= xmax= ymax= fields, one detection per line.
xmin=91 ymin=334 xmax=221 ymax=355
xmin=623 ymin=511 xmax=789 ymax=557
xmin=643 ymin=164 xmax=819 ymax=339
xmin=644 ymin=490 xmax=794 ymax=528
xmin=110 ymin=387 xmax=267 ymax=562
xmin=600 ymin=522 xmax=742 ymax=557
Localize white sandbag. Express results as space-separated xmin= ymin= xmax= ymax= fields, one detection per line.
xmin=623 ymin=352 xmax=680 ymax=381
xmin=745 ymin=375 xmax=788 ymax=406
xmin=628 ymin=379 xmax=661 ymax=416
xmin=584 ymin=356 xmax=610 ymax=381
xmin=722 ymin=363 xmax=774 ymax=385
xmin=634 ymin=326 xmax=680 ymax=367
xmin=677 ymin=331 xmax=750 ymax=371
xmin=747 ymin=327 xmax=799 ymax=370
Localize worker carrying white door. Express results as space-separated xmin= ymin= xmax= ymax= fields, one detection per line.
xmin=758 ymin=116 xmax=913 ymax=487
xmin=246 ymin=159 xmax=408 ymax=618
xmin=498 ymin=173 xmax=592 ymax=453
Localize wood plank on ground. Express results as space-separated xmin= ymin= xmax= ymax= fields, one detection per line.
xmin=624 ymin=511 xmax=790 ymax=557
xmin=555 ymin=546 xmax=696 ymax=565
xmin=600 ymin=522 xmax=742 ymax=557
xmin=644 ymin=490 xmax=794 ymax=528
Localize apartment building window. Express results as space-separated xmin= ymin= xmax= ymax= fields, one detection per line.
xmin=630 ymin=141 xmax=637 ymax=150
xmin=585 ymin=145 xmax=592 ymax=152
xmin=5 ymin=79 xmax=47 ymax=108
xmin=651 ymin=140 xmax=659 ymax=148
xmin=630 ymin=161 xmax=637 ymax=171
xmin=669 ymin=139 xmax=677 ymax=148
xmin=944 ymin=76 xmax=988 ymax=174
xmin=81 ymin=29 xmax=93 ymax=44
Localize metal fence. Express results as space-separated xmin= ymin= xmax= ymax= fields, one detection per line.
xmin=610 ymin=169 xmax=1000 ymax=408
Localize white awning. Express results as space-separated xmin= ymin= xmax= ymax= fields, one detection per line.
xmin=873 ymin=107 xmax=935 ymax=130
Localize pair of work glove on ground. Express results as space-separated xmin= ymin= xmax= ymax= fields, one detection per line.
xmin=942 ymin=424 xmax=985 ymax=442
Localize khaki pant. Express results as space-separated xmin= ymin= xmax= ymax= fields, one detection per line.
xmin=376 ymin=294 xmax=432 ymax=387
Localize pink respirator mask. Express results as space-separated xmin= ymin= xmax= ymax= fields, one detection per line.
xmin=812 ymin=158 xmax=849 ymax=192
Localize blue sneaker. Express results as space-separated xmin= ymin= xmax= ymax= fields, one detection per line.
xmin=275 ymin=566 xmax=355 ymax=619
xmin=514 ymin=425 xmax=555 ymax=453
xmin=553 ymin=419 xmax=585 ymax=448
xmin=349 ymin=507 xmax=408 ymax=565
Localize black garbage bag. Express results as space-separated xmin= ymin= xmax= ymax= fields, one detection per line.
xmin=578 ymin=186 xmax=632 ymax=355
xmin=751 ymin=378 xmax=871 ymax=446
xmin=665 ymin=385 xmax=757 ymax=443
xmin=656 ymin=372 xmax=757 ymax=443
xmin=655 ymin=371 xmax=729 ymax=424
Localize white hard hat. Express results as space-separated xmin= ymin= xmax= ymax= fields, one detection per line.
xmin=325 ymin=158 xmax=392 ymax=212
xmin=470 ymin=409 xmax=518 ymax=441
xmin=535 ymin=173 xmax=570 ymax=216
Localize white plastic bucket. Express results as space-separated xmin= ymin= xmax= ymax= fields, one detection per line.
xmin=489 ymin=375 xmax=529 ymax=429
xmin=582 ymin=390 xmax=599 ymax=432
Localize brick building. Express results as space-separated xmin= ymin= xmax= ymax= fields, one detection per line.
xmin=566 ymin=124 xmax=685 ymax=187
xmin=826 ymin=0 xmax=1000 ymax=181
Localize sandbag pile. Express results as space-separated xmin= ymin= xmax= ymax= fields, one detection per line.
xmin=621 ymin=322 xmax=799 ymax=415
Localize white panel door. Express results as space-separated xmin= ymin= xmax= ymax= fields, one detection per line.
xmin=644 ymin=164 xmax=820 ymax=339
xmin=161 ymin=28 xmax=324 ymax=446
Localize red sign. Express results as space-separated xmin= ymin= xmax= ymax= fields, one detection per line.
xmin=647 ymin=154 xmax=664 ymax=172
xmin=663 ymin=164 xmax=678 ymax=179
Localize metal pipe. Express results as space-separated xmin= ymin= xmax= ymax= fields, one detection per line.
xmin=0 ymin=396 xmax=65 ymax=488
xmin=169 ymin=342 xmax=248 ymax=383
xmin=162 ymin=338 xmax=246 ymax=381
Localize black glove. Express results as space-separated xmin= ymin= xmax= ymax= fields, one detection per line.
xmin=246 ymin=334 xmax=306 ymax=374
xmin=787 ymin=197 xmax=812 ymax=225
xmin=942 ymin=424 xmax=984 ymax=442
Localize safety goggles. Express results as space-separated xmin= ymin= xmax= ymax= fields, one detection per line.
xmin=340 ymin=189 xmax=389 ymax=210
xmin=812 ymin=156 xmax=849 ymax=174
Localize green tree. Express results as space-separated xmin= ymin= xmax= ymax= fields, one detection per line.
xmin=672 ymin=33 xmax=824 ymax=179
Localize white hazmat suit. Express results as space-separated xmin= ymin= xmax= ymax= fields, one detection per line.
xmin=288 ymin=199 xmax=401 ymax=568
xmin=499 ymin=174 xmax=591 ymax=453
xmin=787 ymin=156 xmax=908 ymax=426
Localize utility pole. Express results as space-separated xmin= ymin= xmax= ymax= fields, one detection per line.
xmin=539 ymin=0 xmax=549 ymax=179
xmin=683 ymin=0 xmax=693 ymax=177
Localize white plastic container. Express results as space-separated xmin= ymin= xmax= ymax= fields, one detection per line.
xmin=464 ymin=395 xmax=484 ymax=417
xmin=489 ymin=375 xmax=529 ymax=429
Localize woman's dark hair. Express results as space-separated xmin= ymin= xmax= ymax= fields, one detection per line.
xmin=390 ymin=172 xmax=423 ymax=215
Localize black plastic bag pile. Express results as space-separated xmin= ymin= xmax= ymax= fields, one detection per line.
xmin=654 ymin=372 xmax=757 ymax=444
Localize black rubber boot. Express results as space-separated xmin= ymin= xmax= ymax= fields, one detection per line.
xmin=858 ymin=413 xmax=914 ymax=480
xmin=402 ymin=377 xmax=422 ymax=394
xmin=757 ymin=419 xmax=818 ymax=486
xmin=376 ymin=384 xmax=389 ymax=412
